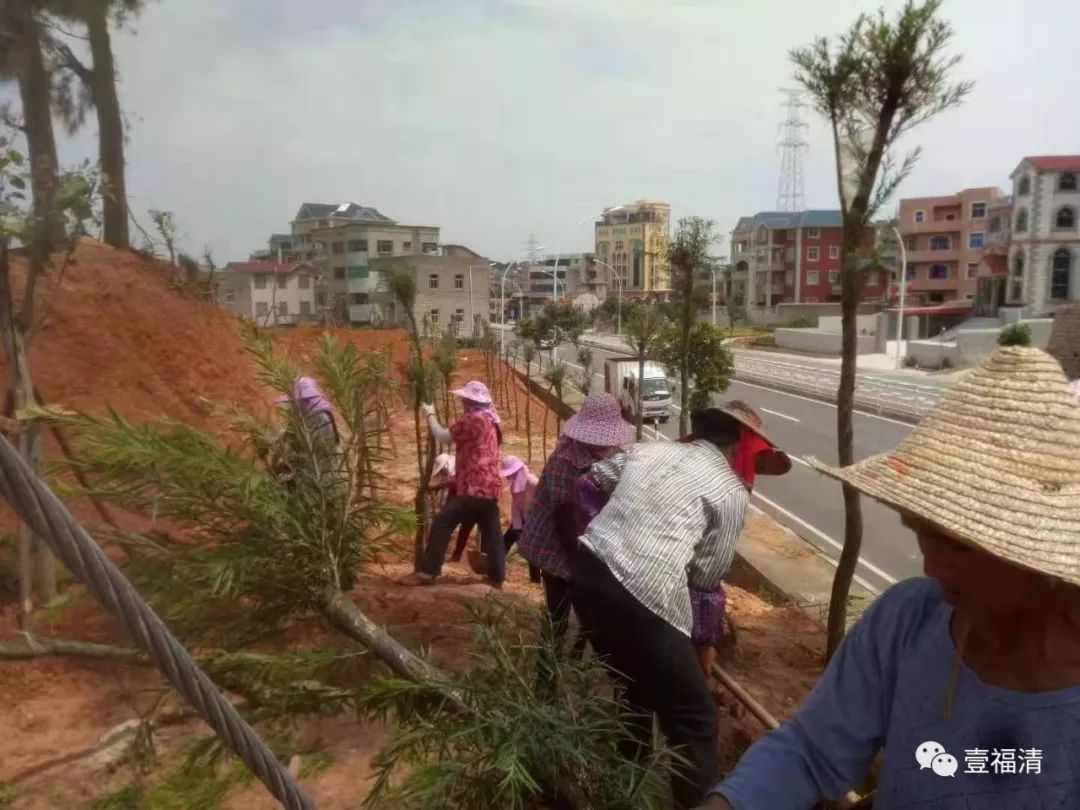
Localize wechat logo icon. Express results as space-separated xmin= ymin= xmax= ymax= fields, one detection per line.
xmin=916 ymin=741 xmax=958 ymax=777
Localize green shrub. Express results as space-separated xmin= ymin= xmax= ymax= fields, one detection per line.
xmin=753 ymin=334 xmax=776 ymax=347
xmin=997 ymin=322 xmax=1032 ymax=347
xmin=780 ymin=316 xmax=819 ymax=329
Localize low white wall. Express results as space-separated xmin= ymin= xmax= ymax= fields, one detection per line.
xmin=775 ymin=329 xmax=877 ymax=355
xmin=817 ymin=314 xmax=879 ymax=335
xmin=907 ymin=318 xmax=1053 ymax=368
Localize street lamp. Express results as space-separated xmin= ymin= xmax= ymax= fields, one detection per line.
xmin=590 ymin=258 xmax=624 ymax=335
xmin=496 ymin=246 xmax=545 ymax=358
xmin=891 ymin=223 xmax=908 ymax=369
xmin=545 ymin=207 xmax=623 ymax=307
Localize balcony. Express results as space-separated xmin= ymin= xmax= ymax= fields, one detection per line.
xmin=906 ymin=248 xmax=960 ymax=263
xmin=903 ymin=220 xmax=963 ymax=236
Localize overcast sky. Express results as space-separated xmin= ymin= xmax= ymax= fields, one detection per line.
xmin=41 ymin=0 xmax=1080 ymax=262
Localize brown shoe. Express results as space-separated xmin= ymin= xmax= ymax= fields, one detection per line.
xmin=400 ymin=572 xmax=436 ymax=587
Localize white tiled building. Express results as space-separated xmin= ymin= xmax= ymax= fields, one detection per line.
xmin=1006 ymin=156 xmax=1080 ymax=314
xmin=220 ymin=261 xmax=321 ymax=325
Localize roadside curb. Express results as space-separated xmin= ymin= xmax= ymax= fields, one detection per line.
xmin=506 ymin=357 xmax=877 ymax=623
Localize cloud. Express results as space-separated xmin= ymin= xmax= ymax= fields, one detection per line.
xmin=37 ymin=0 xmax=1080 ymax=262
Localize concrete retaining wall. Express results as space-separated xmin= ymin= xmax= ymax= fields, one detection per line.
xmin=775 ymin=328 xmax=878 ymax=355
xmin=775 ymin=302 xmax=880 ymax=320
xmin=817 ymin=314 xmax=879 ymax=334
xmin=907 ymin=318 xmax=1054 ymax=368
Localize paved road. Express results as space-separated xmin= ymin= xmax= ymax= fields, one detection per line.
xmin=549 ymin=342 xmax=924 ymax=593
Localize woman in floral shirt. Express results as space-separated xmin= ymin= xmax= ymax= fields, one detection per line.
xmin=402 ymin=381 xmax=506 ymax=588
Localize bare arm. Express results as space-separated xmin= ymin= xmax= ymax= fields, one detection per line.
xmin=426 ymin=413 xmax=452 ymax=444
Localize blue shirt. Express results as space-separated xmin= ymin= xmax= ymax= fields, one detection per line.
xmin=716 ymin=578 xmax=1080 ymax=809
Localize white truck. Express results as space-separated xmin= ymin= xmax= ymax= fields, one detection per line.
xmin=604 ymin=355 xmax=673 ymax=425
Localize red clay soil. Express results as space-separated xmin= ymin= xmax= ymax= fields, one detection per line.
xmin=0 ymin=246 xmax=825 ymax=806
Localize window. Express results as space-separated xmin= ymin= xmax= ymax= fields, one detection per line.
xmin=1060 ymin=173 xmax=1077 ymax=191
xmin=905 ymin=237 xmax=917 ymax=251
xmin=428 ymin=274 xmax=439 ymax=290
xmin=403 ymin=241 xmax=412 ymax=250
xmin=377 ymin=240 xmax=393 ymax=254
xmin=1051 ymin=248 xmax=1072 ymax=300
xmin=276 ymin=274 xmax=288 ymax=289
xmin=905 ymin=265 xmax=916 ymax=281
xmin=1010 ymin=253 xmax=1025 ymax=302
xmin=333 ymin=266 xmax=346 ymax=280
xmin=829 ymin=245 xmax=840 ymax=259
xmin=945 ymin=214 xmax=956 ymax=222
xmin=806 ymin=270 xmax=819 ymax=285
xmin=254 ymin=274 xmax=267 ymax=289
xmin=828 ymin=270 xmax=839 ymax=283
xmin=350 ymin=293 xmax=370 ymax=305
xmin=989 ymin=215 xmax=1001 ymax=234
xmin=317 ymin=219 xmax=328 ymax=228
xmin=256 ymin=302 xmax=269 ymax=317
xmin=967 ymin=262 xmax=979 ymax=279
xmin=1018 ymin=176 xmax=1031 ymax=196
xmin=807 ymin=247 xmax=820 ymax=261
xmin=422 ymin=242 xmax=438 ymax=254
xmin=929 ymin=264 xmax=949 ymax=280
xmin=930 ymin=235 xmax=950 ymax=250
xmin=277 ymin=301 xmax=288 ymax=316
xmin=300 ymin=301 xmax=312 ymax=316
xmin=347 ymin=266 xmax=369 ymax=279
xmin=615 ymin=241 xmax=624 ymax=250
xmin=429 ymin=309 xmax=440 ymax=326
xmin=453 ymin=274 xmax=464 ymax=289
xmin=331 ymin=241 xmax=345 ymax=255
xmin=224 ymin=288 xmax=235 ymax=303
xmin=806 ymin=227 xmax=821 ymax=239
xmin=968 ymin=232 xmax=984 ymax=249
xmin=297 ymin=274 xmax=310 ymax=289
xmin=454 ymin=308 xmax=465 ymax=322
xmin=971 ymin=202 xmax=987 ymax=219
xmin=347 ymin=239 xmax=368 ymax=252
xmin=1015 ymin=209 xmax=1029 ymax=233
xmin=915 ymin=210 xmax=925 ymax=223
xmin=1055 ymin=206 xmax=1076 ymax=230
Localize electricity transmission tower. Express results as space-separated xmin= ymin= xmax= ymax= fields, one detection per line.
xmin=776 ymin=89 xmax=808 ymax=212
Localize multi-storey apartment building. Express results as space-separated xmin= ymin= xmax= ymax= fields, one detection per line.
xmin=220 ymin=261 xmax=321 ymax=325
xmin=282 ymin=202 xmax=440 ymax=324
xmin=594 ymin=201 xmax=671 ymax=297
xmin=729 ymin=210 xmax=884 ymax=307
xmin=897 ymin=187 xmax=1005 ymax=304
xmin=1004 ymin=155 xmax=1080 ymax=313
xmin=369 ymin=245 xmax=491 ymax=335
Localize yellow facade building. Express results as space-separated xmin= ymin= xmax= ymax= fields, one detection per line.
xmin=594 ymin=200 xmax=671 ymax=296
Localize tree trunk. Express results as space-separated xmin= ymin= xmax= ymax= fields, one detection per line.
xmin=542 ymin=389 xmax=550 ymax=459
xmin=636 ymin=351 xmax=645 ymax=441
xmin=524 ymin=369 xmax=532 ymax=465
xmin=680 ymin=293 xmax=692 ymax=436
xmin=554 ymin=386 xmax=563 ymax=436
xmin=825 ymin=220 xmax=865 ymax=661
xmin=86 ymin=8 xmax=129 ymax=249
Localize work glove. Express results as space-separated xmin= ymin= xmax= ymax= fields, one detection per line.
xmin=420 ymin=403 xmax=436 ymax=418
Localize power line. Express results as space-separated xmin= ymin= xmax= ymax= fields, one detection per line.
xmin=776 ymin=89 xmax=808 ymax=212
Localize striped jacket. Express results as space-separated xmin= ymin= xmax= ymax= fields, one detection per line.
xmin=580 ymin=440 xmax=749 ymax=636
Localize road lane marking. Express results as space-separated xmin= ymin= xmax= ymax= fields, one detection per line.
xmin=730 ymin=379 xmax=915 ymax=428
xmin=751 ymin=490 xmax=897 ymax=588
xmin=760 ymin=407 xmax=800 ymax=422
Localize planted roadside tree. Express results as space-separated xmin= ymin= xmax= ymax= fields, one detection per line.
xmin=520 ymin=342 xmax=536 ymax=464
xmin=386 ymin=265 xmax=438 ymax=571
xmin=793 ymin=0 xmax=971 ymax=659
xmin=149 ymin=208 xmax=177 ymax=266
xmin=657 ymin=320 xmax=735 ymax=414
xmin=541 ymin=362 xmax=567 ymax=459
xmin=577 ymin=346 xmax=594 ymax=395
xmin=623 ymin=304 xmax=665 ymax=441
xmin=666 ymin=217 xmax=720 ymax=435
xmin=433 ymin=330 xmax=457 ymax=427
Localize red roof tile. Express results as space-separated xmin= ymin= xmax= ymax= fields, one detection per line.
xmin=1024 ymin=156 xmax=1080 ymax=171
xmin=225 ymin=261 xmax=312 ymax=274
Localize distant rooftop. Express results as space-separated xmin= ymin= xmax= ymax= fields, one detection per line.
xmin=1019 ymin=155 xmax=1080 ymax=172
xmin=225 ymin=261 xmax=315 ymax=275
xmin=734 ymin=209 xmax=843 ymax=231
xmin=293 ymin=202 xmax=396 ymax=225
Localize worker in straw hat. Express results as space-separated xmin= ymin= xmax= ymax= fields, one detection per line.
xmin=704 ymin=346 xmax=1080 ymax=810
xmin=571 ymin=402 xmax=790 ymax=809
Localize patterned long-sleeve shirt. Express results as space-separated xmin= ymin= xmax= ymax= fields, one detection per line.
xmin=580 ymin=440 xmax=749 ymax=636
xmin=519 ymin=452 xmax=585 ymax=580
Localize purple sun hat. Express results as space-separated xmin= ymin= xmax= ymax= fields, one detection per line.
xmin=500 ymin=456 xmax=526 ymax=478
xmin=451 ymin=380 xmax=492 ymax=405
xmin=563 ymin=392 xmax=635 ymax=447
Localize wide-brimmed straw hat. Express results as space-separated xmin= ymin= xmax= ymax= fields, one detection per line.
xmin=563 ymin=392 xmax=635 ymax=447
xmin=811 ymin=347 xmax=1080 ymax=586
xmin=499 ymin=456 xmax=526 ymax=478
xmin=451 ymin=380 xmax=492 ymax=405
xmin=695 ymin=402 xmax=792 ymax=476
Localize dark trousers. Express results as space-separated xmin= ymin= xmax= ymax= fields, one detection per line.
xmin=503 ymin=527 xmax=542 ymax=582
xmin=422 ymin=495 xmax=505 ymax=582
xmin=449 ymin=522 xmax=476 ymax=561
xmin=571 ymin=549 xmax=719 ymax=810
